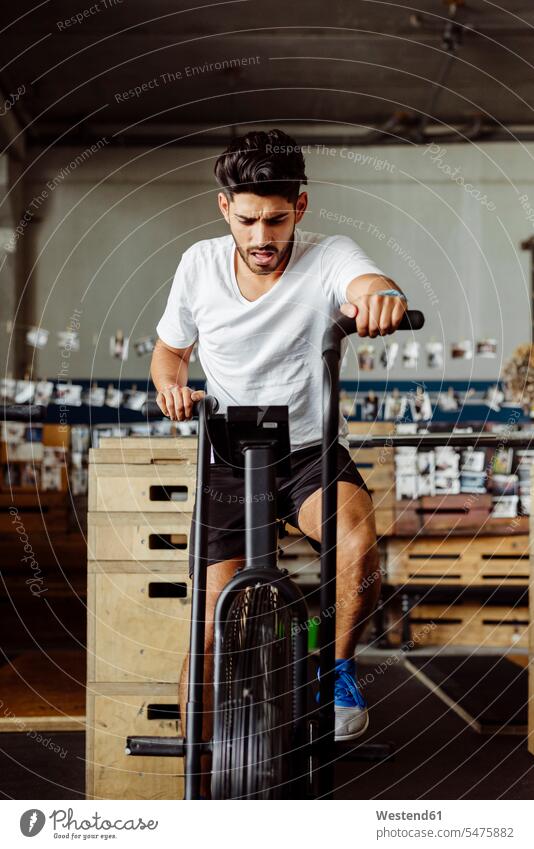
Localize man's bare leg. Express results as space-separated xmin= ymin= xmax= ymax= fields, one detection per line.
xmin=296 ymin=482 xmax=380 ymax=658
xmin=179 ymin=557 xmax=244 ymax=798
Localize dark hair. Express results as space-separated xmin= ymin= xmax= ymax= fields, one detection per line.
xmin=214 ymin=129 xmax=307 ymax=203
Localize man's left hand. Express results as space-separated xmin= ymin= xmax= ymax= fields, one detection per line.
xmin=340 ymin=292 xmax=408 ymax=338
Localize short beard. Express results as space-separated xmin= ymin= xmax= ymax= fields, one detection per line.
xmin=232 ymin=230 xmax=295 ymax=275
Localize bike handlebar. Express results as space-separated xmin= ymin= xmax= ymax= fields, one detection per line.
xmin=192 ymin=395 xmax=218 ymax=418
xmin=318 ymin=305 xmax=423 ymax=751
xmin=322 ymin=308 xmax=425 ymax=356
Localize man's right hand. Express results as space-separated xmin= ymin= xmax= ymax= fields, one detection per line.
xmin=156 ymin=384 xmax=205 ymax=421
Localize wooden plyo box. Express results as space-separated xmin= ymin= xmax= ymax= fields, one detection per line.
xmin=394 ymin=493 xmax=493 ymax=535
xmin=87 ymin=512 xmax=192 ymax=562
xmin=89 ymin=463 xmax=196 ymax=513
xmin=348 ymin=421 xmax=396 ymax=537
xmin=408 ymin=600 xmax=529 ymax=649
xmin=86 ymin=685 xmax=184 ymax=800
xmin=87 ymin=437 xmax=196 ymax=799
xmin=87 ymin=564 xmax=191 ymax=684
xmin=387 ymin=535 xmax=530 ymax=586
xmin=387 ymin=534 xmax=530 ymax=650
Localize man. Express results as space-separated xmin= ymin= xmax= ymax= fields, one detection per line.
xmin=151 ymin=128 xmax=408 ymax=751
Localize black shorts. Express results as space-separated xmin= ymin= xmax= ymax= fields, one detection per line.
xmin=187 ymin=442 xmax=371 ymax=576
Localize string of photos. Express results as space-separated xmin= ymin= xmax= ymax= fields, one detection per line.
xmin=340 ymin=383 xmax=517 ymax=422
xmin=2 ymin=320 xmax=513 ymax=419
xmin=5 ymin=319 xmax=199 ymax=362
xmin=2 ymin=319 xmax=199 ymax=410
xmin=8 ymin=319 xmax=495 ymax=368
xmin=1 ymin=377 xmax=151 ymax=410
xmin=342 ymin=336 xmax=497 ymax=372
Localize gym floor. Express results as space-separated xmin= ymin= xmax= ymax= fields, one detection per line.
xmin=1 ymin=651 xmax=532 ymax=800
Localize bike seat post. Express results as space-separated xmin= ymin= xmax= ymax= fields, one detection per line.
xmin=242 ymin=443 xmax=278 ymax=571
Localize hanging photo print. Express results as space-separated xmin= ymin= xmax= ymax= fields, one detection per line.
xmin=54 ymin=383 xmax=83 ymax=406
xmin=14 ymin=380 xmax=35 ymax=404
xmin=451 ymin=340 xmax=473 ymax=359
xmin=402 ymin=340 xmax=419 ymax=368
xmin=57 ymin=330 xmax=80 ymax=351
xmin=437 ymin=387 xmax=459 ymax=411
xmin=34 ymin=380 xmax=54 ymax=406
xmin=362 ymin=390 xmax=380 ymax=421
xmin=476 ymin=338 xmax=497 ymax=358
xmin=110 ymin=330 xmax=129 ymax=361
xmin=26 ymin=327 xmax=49 ymax=349
xmin=134 ymin=335 xmax=156 ymax=356
xmin=0 ymin=378 xmax=16 ymax=401
xmin=380 ymin=341 xmax=399 ymax=370
xmin=83 ymin=383 xmax=106 ymax=407
xmin=357 ymin=343 xmax=375 ymax=371
xmin=409 ymin=386 xmax=432 ymax=421
xmin=426 ymin=341 xmax=444 ymax=369
xmin=384 ymin=389 xmax=408 ymax=420
xmin=123 ymin=386 xmax=148 ymax=411
xmin=483 ymin=384 xmax=505 ymax=411
xmin=105 ymin=384 xmax=123 ymax=408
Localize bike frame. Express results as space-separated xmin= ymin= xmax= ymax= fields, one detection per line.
xmin=186 ymin=411 xmax=310 ymax=799
xmin=185 ymin=309 xmax=424 ymax=799
xmin=211 ymin=444 xmax=310 ymax=800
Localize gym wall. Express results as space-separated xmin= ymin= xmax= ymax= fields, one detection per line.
xmin=11 ymin=139 xmax=533 ymax=381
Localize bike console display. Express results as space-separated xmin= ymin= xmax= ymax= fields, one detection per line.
xmin=207 ymin=404 xmax=292 ymax=477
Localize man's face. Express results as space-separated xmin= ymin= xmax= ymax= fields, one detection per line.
xmin=218 ymin=191 xmax=307 ymax=275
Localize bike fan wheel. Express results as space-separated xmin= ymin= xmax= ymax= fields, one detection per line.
xmin=211 ymin=583 xmax=297 ymax=799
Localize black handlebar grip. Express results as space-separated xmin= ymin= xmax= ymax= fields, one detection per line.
xmin=141 ymin=400 xmax=164 ymax=419
xmin=142 ymin=395 xmax=219 ymax=420
xmin=192 ymin=395 xmax=218 ymax=418
xmin=323 ymin=308 xmax=425 ymax=355
xmin=399 ymin=309 xmax=425 ymax=330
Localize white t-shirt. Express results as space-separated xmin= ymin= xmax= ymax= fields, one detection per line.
xmin=156 ymin=228 xmax=385 ymax=451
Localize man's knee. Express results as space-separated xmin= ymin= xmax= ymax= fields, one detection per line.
xmin=338 ymin=523 xmax=380 ymax=580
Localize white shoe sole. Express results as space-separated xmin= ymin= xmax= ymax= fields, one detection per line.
xmin=334 ymin=709 xmax=370 ymax=742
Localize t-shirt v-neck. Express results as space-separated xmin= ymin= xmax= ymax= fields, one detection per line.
xmin=229 ymin=233 xmax=298 ymax=305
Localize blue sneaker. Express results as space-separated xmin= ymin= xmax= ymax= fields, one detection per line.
xmin=316 ymin=658 xmax=369 ymax=741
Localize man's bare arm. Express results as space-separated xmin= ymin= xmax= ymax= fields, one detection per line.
xmin=346 ymin=272 xmax=405 ymax=301
xmin=342 ymin=273 xmax=407 ymax=337
xmin=150 ymin=337 xmax=204 ymax=420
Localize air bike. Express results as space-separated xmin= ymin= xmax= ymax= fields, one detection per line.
xmin=126 ymin=308 xmax=425 ymax=799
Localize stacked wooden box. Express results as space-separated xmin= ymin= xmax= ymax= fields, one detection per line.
xmin=86 ymin=437 xmax=197 ymax=800
xmin=394 ymin=493 xmax=529 ymax=536
xmin=387 ymin=534 xmax=530 ymax=648
xmin=348 ymin=421 xmax=396 ymax=538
